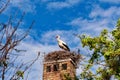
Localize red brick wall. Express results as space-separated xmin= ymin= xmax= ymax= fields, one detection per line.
xmin=43 ymin=59 xmax=76 ymax=80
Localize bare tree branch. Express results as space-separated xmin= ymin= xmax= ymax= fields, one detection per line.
xmin=0 ymin=14 xmax=36 ymax=80
xmin=0 ymin=0 xmax=10 ymax=14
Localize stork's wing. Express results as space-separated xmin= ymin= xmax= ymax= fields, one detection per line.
xmin=62 ymin=43 xmax=70 ymax=51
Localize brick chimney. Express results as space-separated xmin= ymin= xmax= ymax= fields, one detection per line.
xmin=43 ymin=51 xmax=81 ymax=80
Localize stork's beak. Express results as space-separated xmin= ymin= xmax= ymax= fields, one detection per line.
xmin=56 ymin=36 xmax=58 ymax=38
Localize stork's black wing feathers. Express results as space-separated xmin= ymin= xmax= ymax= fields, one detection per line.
xmin=59 ymin=45 xmax=64 ymax=49
xmin=62 ymin=43 xmax=70 ymax=51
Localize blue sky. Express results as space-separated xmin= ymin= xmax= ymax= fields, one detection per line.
xmin=0 ymin=0 xmax=120 ymax=80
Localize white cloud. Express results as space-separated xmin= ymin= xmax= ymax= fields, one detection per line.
xmin=89 ymin=6 xmax=120 ymax=19
xmin=4 ymin=0 xmax=36 ymax=14
xmin=46 ymin=0 xmax=81 ymax=10
xmin=67 ymin=6 xmax=120 ymax=35
xmin=67 ymin=17 xmax=112 ymax=35
xmin=99 ymin=0 xmax=120 ymax=4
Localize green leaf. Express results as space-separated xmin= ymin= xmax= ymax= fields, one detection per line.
xmin=116 ymin=18 xmax=120 ymax=28
xmin=16 ymin=70 xmax=24 ymax=79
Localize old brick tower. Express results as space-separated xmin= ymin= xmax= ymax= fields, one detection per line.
xmin=43 ymin=51 xmax=81 ymax=80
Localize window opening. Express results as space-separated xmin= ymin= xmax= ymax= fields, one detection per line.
xmin=46 ymin=66 xmax=51 ymax=72
xmin=53 ymin=64 xmax=59 ymax=71
xmin=62 ymin=63 xmax=67 ymax=70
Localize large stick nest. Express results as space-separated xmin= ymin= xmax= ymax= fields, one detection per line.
xmin=44 ymin=50 xmax=82 ymax=67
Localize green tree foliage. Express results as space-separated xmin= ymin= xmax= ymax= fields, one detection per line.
xmin=79 ymin=18 xmax=120 ymax=80
xmin=64 ymin=74 xmax=79 ymax=80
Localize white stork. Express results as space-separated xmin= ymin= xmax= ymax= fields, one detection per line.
xmin=56 ymin=35 xmax=70 ymax=51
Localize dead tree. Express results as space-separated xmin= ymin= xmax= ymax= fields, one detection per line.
xmin=0 ymin=1 xmax=40 ymax=80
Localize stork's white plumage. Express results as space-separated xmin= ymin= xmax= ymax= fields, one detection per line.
xmin=56 ymin=35 xmax=70 ymax=51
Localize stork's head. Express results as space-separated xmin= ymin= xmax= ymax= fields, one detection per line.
xmin=56 ymin=35 xmax=60 ymax=39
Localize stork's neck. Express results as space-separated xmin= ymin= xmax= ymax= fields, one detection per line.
xmin=56 ymin=38 xmax=66 ymax=45
xmin=57 ymin=38 xmax=60 ymax=41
